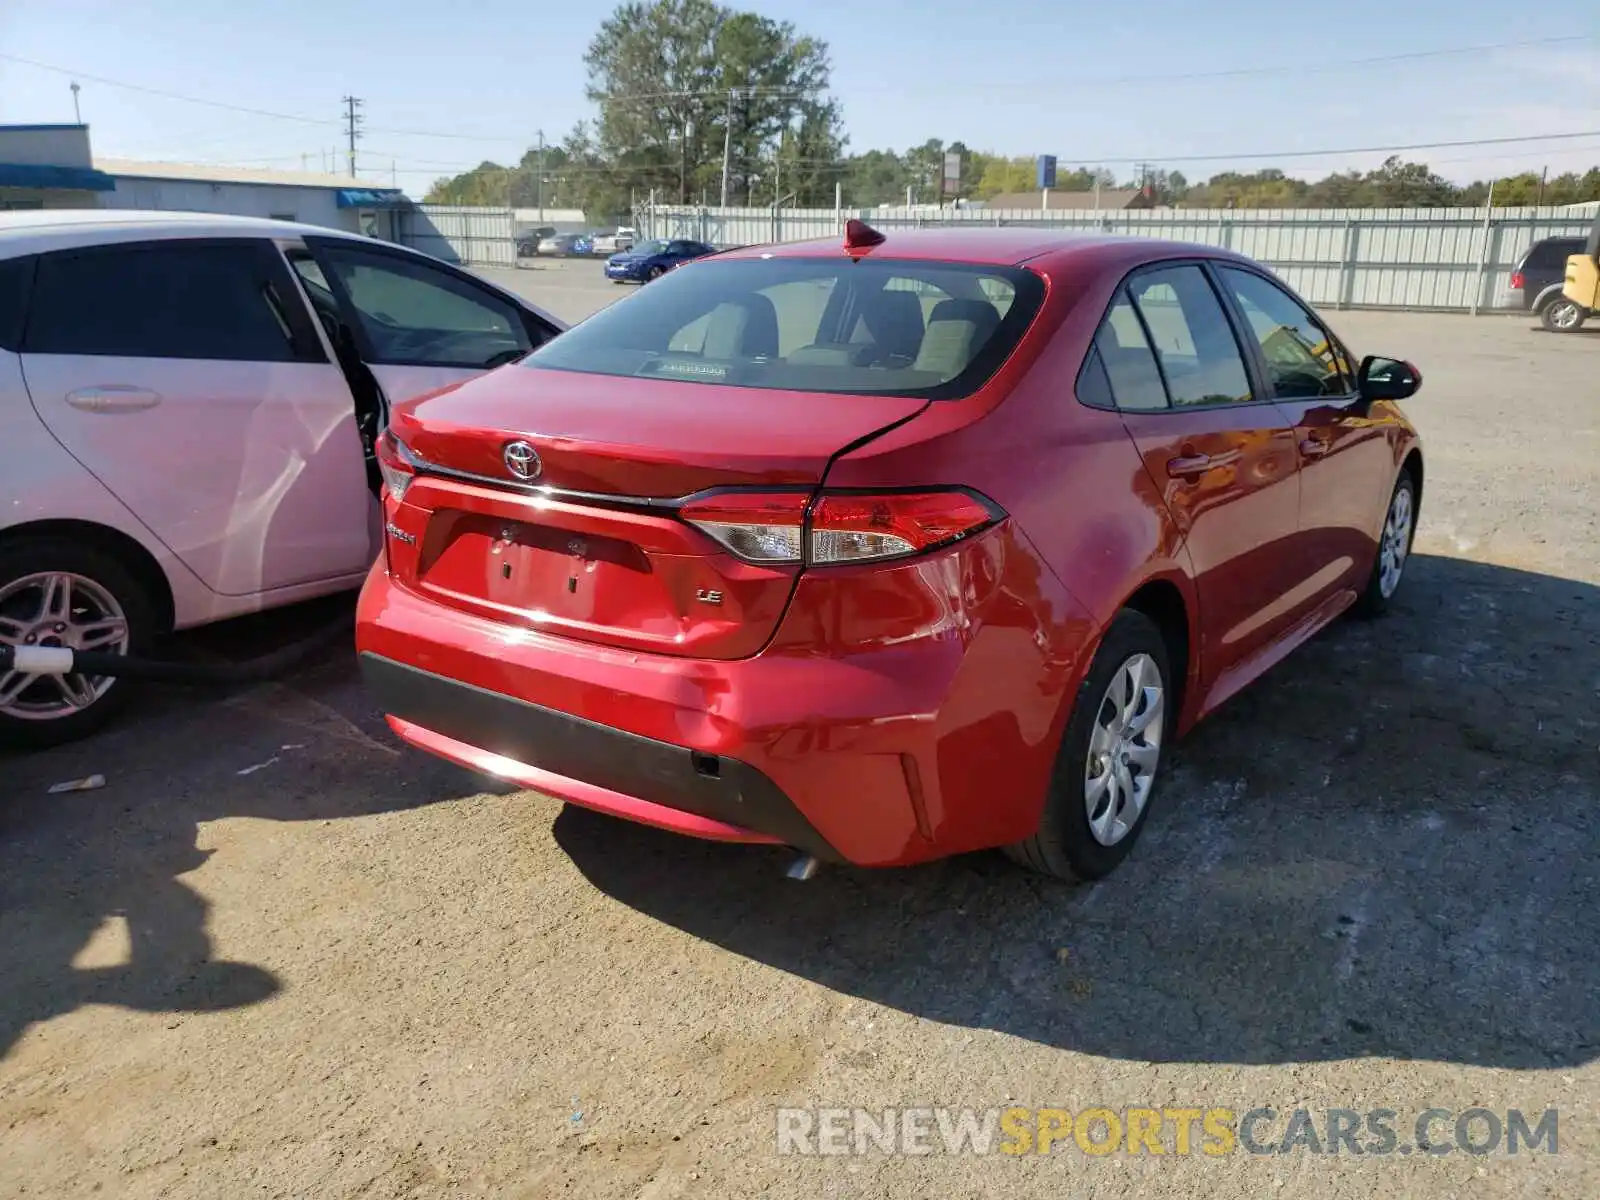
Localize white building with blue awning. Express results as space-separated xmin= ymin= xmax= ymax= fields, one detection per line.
xmin=1 ymin=123 xmax=412 ymax=239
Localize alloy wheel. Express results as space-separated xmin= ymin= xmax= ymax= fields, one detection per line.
xmin=1547 ymin=300 xmax=1581 ymax=331
xmin=1084 ymin=652 xmax=1165 ymax=846
xmin=0 ymin=572 xmax=131 ymax=720
xmin=1378 ymin=482 xmax=1413 ymax=599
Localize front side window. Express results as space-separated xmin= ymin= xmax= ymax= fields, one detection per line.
xmin=1126 ymin=265 xmax=1253 ymax=408
xmin=522 ymin=257 xmax=1045 ymax=400
xmin=308 ymin=246 xmax=532 ymax=368
xmin=24 ymin=241 xmax=308 ymax=361
xmin=1218 ymin=267 xmax=1348 ymax=398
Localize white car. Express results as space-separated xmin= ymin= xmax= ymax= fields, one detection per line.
xmin=591 ymin=227 xmax=637 ymax=256
xmin=0 ymin=210 xmax=565 ymax=747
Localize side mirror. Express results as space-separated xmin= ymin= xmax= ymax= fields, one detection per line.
xmin=1358 ymin=355 xmax=1421 ymax=402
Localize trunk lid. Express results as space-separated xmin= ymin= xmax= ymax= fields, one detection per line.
xmin=383 ymin=365 xmax=926 ymax=659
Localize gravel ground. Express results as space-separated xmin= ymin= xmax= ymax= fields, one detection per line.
xmin=1 ymin=272 xmax=1596 ymax=1198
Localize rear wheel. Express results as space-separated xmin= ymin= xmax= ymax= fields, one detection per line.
xmin=1005 ymin=610 xmax=1171 ymax=881
xmin=1540 ymin=296 xmax=1587 ymax=333
xmin=0 ymin=540 xmax=155 ymax=750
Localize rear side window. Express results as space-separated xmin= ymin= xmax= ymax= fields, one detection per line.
xmin=1126 ymin=266 xmax=1253 ymax=408
xmin=523 ymin=257 xmax=1046 ymax=400
xmin=0 ymin=255 xmax=34 ymax=353
xmin=1091 ymin=292 xmax=1169 ymax=411
xmin=25 ymin=241 xmax=304 ymax=361
xmin=1524 ymin=239 xmax=1584 ymax=271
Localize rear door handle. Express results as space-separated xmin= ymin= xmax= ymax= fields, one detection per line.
xmin=1167 ymin=454 xmax=1212 ymax=477
xmin=66 ymin=386 xmax=162 ymax=413
xmin=1299 ymin=437 xmax=1330 ymax=457
xmin=1167 ymin=448 xmax=1238 ymax=477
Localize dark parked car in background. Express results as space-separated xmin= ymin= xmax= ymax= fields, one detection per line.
xmin=604 ymin=238 xmax=716 ymax=283
xmin=517 ymin=226 xmax=557 ymax=257
xmin=1510 ymin=236 xmax=1587 ymax=331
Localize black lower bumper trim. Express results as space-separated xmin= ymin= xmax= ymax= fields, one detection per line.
xmin=360 ymin=652 xmax=839 ymax=860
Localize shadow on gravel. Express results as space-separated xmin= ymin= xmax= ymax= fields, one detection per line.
xmin=0 ymin=594 xmax=484 ymax=1059
xmin=560 ymin=554 xmax=1599 ymax=1069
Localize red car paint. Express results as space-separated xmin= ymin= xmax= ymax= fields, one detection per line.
xmin=356 ymin=228 xmax=1422 ymax=868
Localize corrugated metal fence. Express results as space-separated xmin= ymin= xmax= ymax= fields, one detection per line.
xmin=637 ymin=204 xmax=1596 ymax=313
xmin=398 ymin=204 xmax=516 ymax=267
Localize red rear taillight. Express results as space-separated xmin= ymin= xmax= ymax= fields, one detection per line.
xmin=1510 ymin=270 xmax=1525 ymax=290
xmin=681 ymin=488 xmax=1004 ymax=566
xmin=375 ymin=430 xmax=419 ymax=502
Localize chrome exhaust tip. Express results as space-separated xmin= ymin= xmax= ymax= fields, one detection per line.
xmin=785 ymin=854 xmax=820 ymax=881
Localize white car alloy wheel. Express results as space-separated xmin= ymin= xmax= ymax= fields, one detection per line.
xmin=1378 ymin=481 xmax=1413 ymax=599
xmin=0 ymin=571 xmax=131 ymax=720
xmin=1084 ymin=651 xmax=1166 ymax=847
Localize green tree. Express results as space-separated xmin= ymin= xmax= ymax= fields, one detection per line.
xmin=841 ymin=148 xmax=909 ymax=206
xmin=1364 ymin=155 xmax=1454 ymax=207
xmin=583 ymin=0 xmax=842 ymax=205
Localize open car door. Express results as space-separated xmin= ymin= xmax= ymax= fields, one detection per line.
xmin=290 ymin=237 xmax=565 ymax=414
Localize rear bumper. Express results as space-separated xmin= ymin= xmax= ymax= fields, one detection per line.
xmin=355 ymin=523 xmax=1096 ymax=867
xmin=360 ymin=651 xmax=839 ymax=859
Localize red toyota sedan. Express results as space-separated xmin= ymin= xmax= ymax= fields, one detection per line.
xmin=356 ymin=222 xmax=1422 ymax=880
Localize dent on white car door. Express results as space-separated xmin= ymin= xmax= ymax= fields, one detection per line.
xmin=298 ymin=237 xmax=556 ymax=411
xmin=19 ymin=238 xmax=374 ymax=597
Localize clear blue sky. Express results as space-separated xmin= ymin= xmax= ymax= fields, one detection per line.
xmin=1 ymin=0 xmax=1596 ymax=192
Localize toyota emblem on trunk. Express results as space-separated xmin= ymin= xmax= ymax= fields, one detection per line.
xmin=503 ymin=440 xmax=541 ymax=480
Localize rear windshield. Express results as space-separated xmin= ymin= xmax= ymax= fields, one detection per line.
xmin=522 ymin=256 xmax=1046 ymax=399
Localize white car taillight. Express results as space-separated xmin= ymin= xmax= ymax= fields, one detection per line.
xmin=375 ymin=430 xmax=419 ymax=503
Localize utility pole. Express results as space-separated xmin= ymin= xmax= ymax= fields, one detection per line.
xmin=536 ymin=129 xmax=546 ymax=222
xmin=70 ymin=82 xmax=81 ymax=124
xmin=342 ymin=96 xmax=364 ymax=179
xmin=1537 ymin=165 xmax=1548 ymax=207
xmin=720 ymin=87 xmax=738 ymax=208
xmin=679 ymin=117 xmax=690 ymax=204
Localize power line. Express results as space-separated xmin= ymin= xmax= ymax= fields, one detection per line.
xmin=377 ymin=127 xmax=1600 ymax=176
xmin=0 ymin=52 xmax=518 ymax=142
xmin=1088 ymin=128 xmax=1600 ymax=167
xmin=958 ymin=34 xmax=1598 ymax=90
xmin=4 ymin=33 xmax=1593 ymax=147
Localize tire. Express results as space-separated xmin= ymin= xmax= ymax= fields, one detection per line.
xmin=645 ymin=265 xmax=666 ymax=282
xmin=1539 ymin=296 xmax=1587 ymax=333
xmin=0 ymin=539 xmax=156 ymax=750
xmin=1005 ymin=610 xmax=1172 ymax=881
xmin=1352 ymin=469 xmax=1417 ymax=619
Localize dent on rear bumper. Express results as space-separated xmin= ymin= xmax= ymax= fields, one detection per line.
xmin=356 ymin=524 xmax=1098 ymax=866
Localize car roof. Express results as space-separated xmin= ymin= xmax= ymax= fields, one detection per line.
xmin=0 ymin=209 xmax=370 ymax=258
xmin=0 ymin=209 xmax=571 ymax=331
xmin=714 ymin=227 xmax=1247 ymax=271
